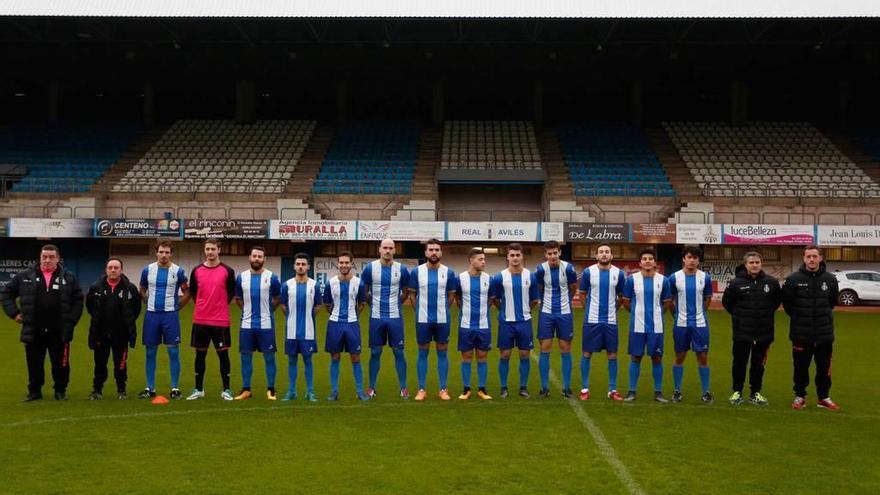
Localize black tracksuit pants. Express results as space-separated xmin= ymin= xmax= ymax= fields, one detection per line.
xmin=93 ymin=341 xmax=129 ymax=393
xmin=24 ymin=329 xmax=70 ymax=394
xmin=792 ymin=341 xmax=833 ymax=399
xmin=731 ymin=340 xmax=771 ymax=395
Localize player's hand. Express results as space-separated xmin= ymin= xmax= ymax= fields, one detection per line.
xmin=14 ymin=314 xmax=22 ymax=323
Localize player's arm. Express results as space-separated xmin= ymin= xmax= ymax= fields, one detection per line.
xmin=312 ymin=286 xmax=323 ymax=316
xmin=529 ymin=272 xmax=541 ymax=309
xmin=279 ymin=283 xmax=289 ymax=316
xmin=702 ymin=273 xmax=713 ymax=311
xmin=662 ymin=278 xmax=674 ymax=314
xmin=271 ymin=276 xmax=282 ymax=310
xmin=620 ymin=276 xmax=633 ymax=311
xmin=576 ymin=269 xmax=589 ymax=305
xmin=233 ymin=275 xmax=244 ymax=308
xmin=489 ymin=274 xmax=501 ymax=309
xmin=178 ymin=283 xmax=191 ymax=308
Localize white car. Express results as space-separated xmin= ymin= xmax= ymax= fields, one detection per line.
xmin=834 ymin=270 xmax=880 ymax=306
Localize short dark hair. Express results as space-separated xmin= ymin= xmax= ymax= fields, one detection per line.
xmin=294 ymin=252 xmax=310 ymax=263
xmin=106 ymin=257 xmax=124 ymax=268
xmin=507 ymin=243 xmax=523 ymax=253
xmin=425 ymin=238 xmax=442 ymax=249
xmin=40 ymin=244 xmax=60 ymax=256
xmin=803 ymin=245 xmax=822 ymax=255
xmin=338 ymin=251 xmax=353 ymax=263
xmin=468 ymin=248 xmax=484 ymax=260
xmin=543 ymin=240 xmax=560 ymax=252
xmin=250 ymin=246 xmax=266 ymax=256
xmin=596 ymin=243 xmax=613 ymax=253
xmin=155 ymin=240 xmax=173 ymax=253
xmin=203 ymin=238 xmax=220 ymax=247
xmin=681 ymin=245 xmax=703 ymax=261
xmin=638 ymin=248 xmax=656 ymax=261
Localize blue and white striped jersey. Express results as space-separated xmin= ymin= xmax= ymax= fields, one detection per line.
xmin=361 ymin=260 xmax=409 ymax=319
xmin=235 ymin=270 xmax=281 ymax=330
xmin=579 ymin=264 xmax=626 ymax=325
xmin=490 ymin=268 xmax=540 ymax=323
xmin=622 ymin=272 xmax=671 ymax=334
xmin=409 ymin=264 xmax=458 ymax=324
xmin=534 ymin=260 xmax=578 ymax=315
xmin=140 ymin=262 xmax=187 ymax=312
xmin=281 ymin=278 xmax=322 ymax=340
xmin=668 ymin=270 xmax=713 ymax=328
xmin=457 ymin=271 xmax=492 ymax=330
xmin=323 ymin=275 xmax=364 ymax=323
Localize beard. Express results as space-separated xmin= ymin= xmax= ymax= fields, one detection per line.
xmin=339 ymin=267 xmax=350 ymax=276
xmin=250 ymin=261 xmax=264 ymax=271
xmin=428 ymin=255 xmax=440 ymax=264
xmin=598 ymin=259 xmax=610 ymax=266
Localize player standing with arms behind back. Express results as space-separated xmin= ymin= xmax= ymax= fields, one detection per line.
xmin=280 ymin=253 xmax=323 ymax=402
xmin=323 ymin=252 xmax=369 ymax=401
xmin=533 ymin=240 xmax=578 ymax=398
xmin=456 ymin=248 xmax=493 ymax=400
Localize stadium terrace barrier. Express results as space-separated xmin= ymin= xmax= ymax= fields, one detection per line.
xmin=702 ymin=181 xmax=880 ymax=200
xmin=122 ymin=178 xmax=289 ymax=197
xmin=439 ymin=209 xmax=544 ymax=222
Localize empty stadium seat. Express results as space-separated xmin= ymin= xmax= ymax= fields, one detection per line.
xmin=440 ymin=121 xmax=542 ymax=171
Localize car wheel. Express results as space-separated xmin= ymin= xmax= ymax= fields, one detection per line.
xmin=838 ymin=290 xmax=858 ymax=306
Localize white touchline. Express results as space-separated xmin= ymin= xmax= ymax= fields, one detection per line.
xmin=531 ymin=353 xmax=646 ymax=495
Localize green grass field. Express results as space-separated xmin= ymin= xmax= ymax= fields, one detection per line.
xmin=0 ymin=306 xmax=878 ymax=495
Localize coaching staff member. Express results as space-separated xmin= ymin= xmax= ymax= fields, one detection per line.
xmin=86 ymin=258 xmax=142 ymax=400
xmin=722 ymin=251 xmax=781 ymax=406
xmin=0 ymin=244 xmax=83 ymax=401
xmin=782 ymin=245 xmax=840 ymax=411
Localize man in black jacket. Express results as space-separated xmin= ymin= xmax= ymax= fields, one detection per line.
xmin=781 ymin=245 xmax=840 ymax=411
xmin=722 ymin=251 xmax=781 ymax=406
xmin=0 ymin=244 xmax=84 ymax=401
xmin=86 ymin=258 xmax=142 ymax=400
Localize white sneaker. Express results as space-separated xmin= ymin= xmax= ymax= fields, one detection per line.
xmin=221 ymin=389 xmax=234 ymax=401
xmin=186 ymin=389 xmax=205 ymax=401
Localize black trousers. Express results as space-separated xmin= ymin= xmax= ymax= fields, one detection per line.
xmin=792 ymin=341 xmax=833 ymax=399
xmin=24 ymin=330 xmax=70 ymax=393
xmin=731 ymin=340 xmax=771 ymax=394
xmin=93 ymin=342 xmax=129 ymax=393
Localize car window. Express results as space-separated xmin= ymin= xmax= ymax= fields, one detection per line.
xmin=846 ymin=273 xmax=866 ymax=281
xmin=871 ymin=274 xmax=880 ymax=283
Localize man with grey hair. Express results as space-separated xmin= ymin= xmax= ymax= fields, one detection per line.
xmin=722 ymin=251 xmax=781 ymax=406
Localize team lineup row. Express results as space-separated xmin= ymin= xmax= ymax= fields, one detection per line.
xmin=0 ymin=238 xmax=841 ymax=410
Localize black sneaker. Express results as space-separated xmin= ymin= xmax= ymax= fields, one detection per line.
xmin=671 ymin=390 xmax=683 ymax=403
xmin=701 ymin=391 xmax=715 ymax=404
xmin=138 ymin=388 xmax=156 ymax=399
xmin=88 ymin=391 xmax=103 ymax=401
xmin=170 ymin=388 xmax=182 ymax=400
xmin=539 ymin=388 xmax=551 ymax=398
xmin=23 ymin=391 xmax=43 ymax=402
xmin=561 ymin=388 xmax=574 ymax=399
xmin=519 ymin=387 xmax=530 ymax=399
xmin=623 ymin=390 xmax=637 ymax=402
xmin=54 ymin=390 xmax=68 ymax=401
xmin=117 ymin=390 xmax=128 ymax=400
xmin=653 ymin=391 xmax=669 ymax=404
xmin=500 ymin=387 xmax=509 ymax=399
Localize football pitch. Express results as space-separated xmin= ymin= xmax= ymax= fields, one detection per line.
xmin=0 ymin=307 xmax=877 ymax=495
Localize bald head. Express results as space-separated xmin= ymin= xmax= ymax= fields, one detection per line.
xmin=379 ymin=238 xmax=396 ymax=263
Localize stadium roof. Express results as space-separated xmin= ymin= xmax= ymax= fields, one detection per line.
xmin=1 ymin=0 xmax=879 ymax=19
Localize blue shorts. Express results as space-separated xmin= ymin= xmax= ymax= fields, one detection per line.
xmin=326 ymin=321 xmax=362 ymax=354
xmin=417 ymin=322 xmax=450 ymax=345
xmin=583 ymin=323 xmax=619 ymax=353
xmin=497 ymin=320 xmax=534 ymax=351
xmin=673 ymin=326 xmax=710 ymax=353
xmin=369 ymin=318 xmax=405 ymax=349
xmin=239 ymin=328 xmax=276 ymax=353
xmin=285 ymin=339 xmax=317 ymax=357
xmin=537 ymin=313 xmax=574 ymax=341
xmin=628 ymin=332 xmax=664 ymax=357
xmin=143 ymin=311 xmax=181 ymax=346
xmin=458 ymin=327 xmax=492 ymax=352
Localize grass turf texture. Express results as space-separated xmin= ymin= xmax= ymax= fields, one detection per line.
xmin=0 ymin=306 xmax=877 ymax=494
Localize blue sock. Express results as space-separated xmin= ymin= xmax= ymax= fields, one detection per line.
xmin=581 ymin=356 xmax=592 ymax=390
xmin=369 ymin=347 xmax=382 ymax=389
xmin=303 ymin=354 xmax=314 ymax=393
xmin=608 ymin=358 xmax=618 ymax=392
xmin=699 ymin=366 xmax=711 ymax=394
xmin=167 ymin=346 xmax=180 ymax=389
xmin=417 ymin=348 xmax=429 ymax=390
xmin=392 ymin=348 xmax=407 ymax=390
xmin=499 ymin=358 xmax=510 ymax=388
xmin=264 ymin=352 xmax=276 ymax=389
xmin=240 ymin=352 xmax=253 ymax=389
xmin=145 ymin=345 xmax=158 ymax=391
xmin=477 ymin=361 xmax=488 ymax=388
xmin=652 ymin=362 xmax=663 ymax=392
xmin=461 ymin=361 xmax=472 ymax=389
xmin=437 ymin=350 xmax=449 ymax=390
xmin=561 ymin=352 xmax=572 ymax=390
xmin=352 ymin=361 xmax=364 ymax=394
xmin=519 ymin=357 xmax=530 ymax=389
xmin=330 ymin=359 xmax=340 ymax=393
xmin=287 ymin=355 xmax=298 ymax=394
xmin=629 ymin=361 xmax=640 ymax=392
xmin=539 ymin=351 xmax=550 ymax=390
xmin=673 ymin=365 xmax=684 ymax=391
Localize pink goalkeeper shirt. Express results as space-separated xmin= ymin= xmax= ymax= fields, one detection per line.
xmin=190 ymin=262 xmax=236 ymax=327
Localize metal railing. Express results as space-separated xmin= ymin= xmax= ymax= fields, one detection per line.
xmin=702 ymin=182 xmax=880 ymax=201
xmin=114 ymin=178 xmax=289 ymax=198
xmin=440 ymin=209 xmax=543 ymax=222
xmin=312 ymin=179 xmax=412 ymax=196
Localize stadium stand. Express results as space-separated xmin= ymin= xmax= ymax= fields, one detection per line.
xmin=557 ymin=123 xmax=675 ymax=197
xmin=112 ymin=120 xmax=316 ymax=194
xmin=312 ymin=122 xmax=418 ymax=196
xmin=0 ymin=123 xmax=141 ymax=194
xmin=664 ymin=121 xmax=880 ymax=199
xmin=441 ymin=120 xmax=541 ymax=171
